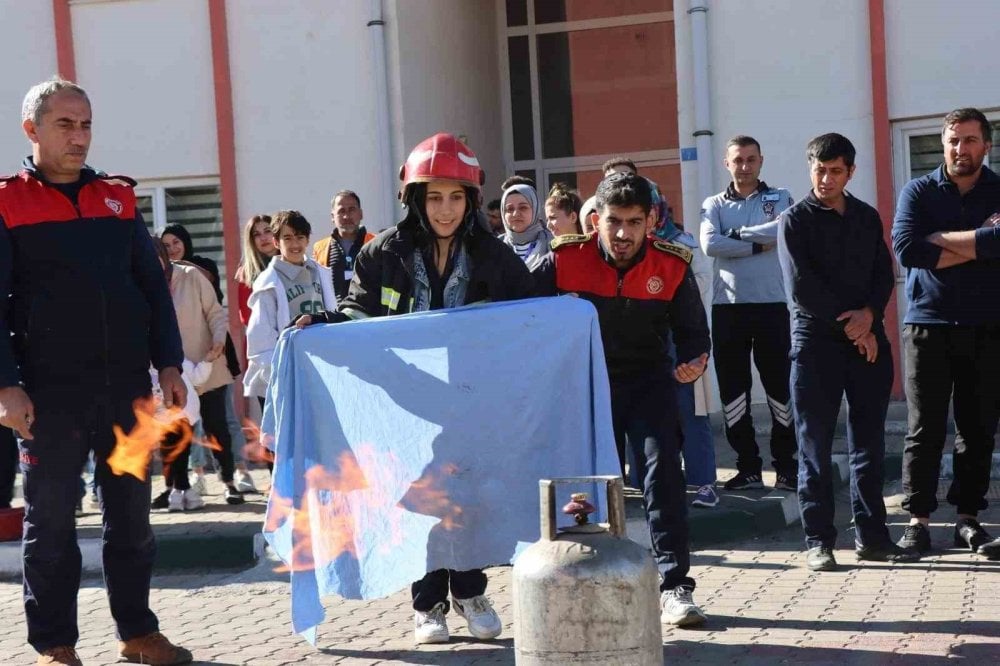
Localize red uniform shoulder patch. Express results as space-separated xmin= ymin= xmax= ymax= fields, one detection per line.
xmin=0 ymin=172 xmax=136 ymax=230
xmin=554 ymin=236 xmax=688 ymax=301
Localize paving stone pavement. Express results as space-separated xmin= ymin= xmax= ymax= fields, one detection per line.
xmin=3 ymin=482 xmax=1000 ymax=665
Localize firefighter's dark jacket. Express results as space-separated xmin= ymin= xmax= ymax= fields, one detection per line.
xmin=534 ymin=233 xmax=711 ymax=381
xmin=0 ymin=158 xmax=183 ymax=395
xmin=329 ymin=216 xmax=535 ymax=320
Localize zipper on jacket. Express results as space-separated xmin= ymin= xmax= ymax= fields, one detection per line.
xmin=46 ymin=180 xmax=83 ymax=216
xmin=616 ymin=275 xmax=624 ymax=297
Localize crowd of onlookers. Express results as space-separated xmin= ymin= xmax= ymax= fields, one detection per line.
xmin=7 ymin=77 xmax=1000 ymax=663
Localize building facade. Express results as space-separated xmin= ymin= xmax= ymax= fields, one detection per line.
xmin=1 ymin=0 xmax=998 ymax=398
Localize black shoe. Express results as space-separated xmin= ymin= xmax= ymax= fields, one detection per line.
xmin=723 ymin=472 xmax=763 ymax=491
xmin=774 ymin=473 xmax=798 ymax=491
xmin=954 ymin=519 xmax=1000 ymax=559
xmin=224 ymin=486 xmax=245 ymax=505
xmin=856 ymin=542 xmax=921 ymax=563
xmin=896 ymin=523 xmax=932 ymax=554
xmin=151 ymin=490 xmax=171 ymax=510
xmin=806 ymin=545 xmax=837 ymax=571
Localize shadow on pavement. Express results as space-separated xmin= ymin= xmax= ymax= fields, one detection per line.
xmin=701 ymin=615 xmax=1000 ymax=636
xmin=662 ymin=640 xmax=1000 ymax=664
xmin=319 ymin=638 xmax=515 ymax=664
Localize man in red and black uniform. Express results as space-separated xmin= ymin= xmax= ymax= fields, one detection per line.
xmin=0 ymin=79 xmax=191 ymax=665
xmin=536 ymin=172 xmax=711 ymax=627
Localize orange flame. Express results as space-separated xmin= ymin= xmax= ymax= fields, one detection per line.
xmin=108 ymin=397 xmax=191 ymax=480
xmin=267 ymin=445 xmax=463 ymax=574
xmin=108 ymin=397 xmax=223 ymax=480
xmin=241 ymin=418 xmax=275 ymax=464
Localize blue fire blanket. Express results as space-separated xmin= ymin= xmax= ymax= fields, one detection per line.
xmin=261 ymin=297 xmax=620 ymax=642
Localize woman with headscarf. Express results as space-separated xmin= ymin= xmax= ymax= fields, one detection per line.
xmin=500 ymin=181 xmax=553 ymax=276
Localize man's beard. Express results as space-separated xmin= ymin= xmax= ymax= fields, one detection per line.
xmin=947 ymin=158 xmax=981 ymax=177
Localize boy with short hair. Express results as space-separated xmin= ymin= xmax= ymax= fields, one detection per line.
xmin=244 ymin=211 xmax=338 ymax=402
xmin=778 ymin=133 xmax=918 ymax=571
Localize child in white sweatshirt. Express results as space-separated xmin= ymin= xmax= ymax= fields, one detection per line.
xmin=244 ymin=211 xmax=337 ymax=404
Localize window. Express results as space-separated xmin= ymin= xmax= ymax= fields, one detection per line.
xmin=497 ymin=0 xmax=681 ymax=218
xmin=534 ymin=0 xmax=671 ymax=24
xmin=136 ymin=180 xmax=227 ymax=301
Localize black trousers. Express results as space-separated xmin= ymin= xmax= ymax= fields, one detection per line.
xmin=21 ymin=391 xmax=158 ymax=652
xmin=792 ymin=334 xmax=893 ymax=549
xmin=0 ymin=425 xmax=17 ymax=508
xmin=411 ymin=569 xmax=487 ymax=612
xmin=160 ymin=421 xmax=192 ymax=492
xmin=901 ymin=324 xmax=1000 ymax=517
xmin=611 ymin=368 xmax=693 ymax=591
xmin=199 ymin=386 xmax=235 ymax=484
xmin=712 ymin=303 xmax=797 ymax=476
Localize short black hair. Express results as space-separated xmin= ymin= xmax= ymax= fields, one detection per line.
xmin=270 ymin=210 xmax=311 ymax=237
xmin=601 ymin=156 xmax=637 ymax=175
xmin=806 ymin=133 xmax=856 ymax=168
xmin=332 ymin=190 xmax=361 ymax=208
xmin=501 ymin=174 xmax=535 ymax=191
xmin=942 ymin=108 xmax=992 ymax=143
xmin=594 ymin=172 xmax=652 ymax=216
xmin=726 ymin=135 xmax=761 ymax=153
xmin=486 ymin=198 xmax=501 ymax=211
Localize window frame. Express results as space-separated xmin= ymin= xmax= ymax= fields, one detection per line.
xmin=136 ymin=176 xmax=220 ymax=233
xmin=495 ymin=0 xmax=677 ymax=185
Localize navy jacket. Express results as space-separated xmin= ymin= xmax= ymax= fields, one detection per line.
xmin=778 ymin=191 xmax=894 ymax=342
xmin=892 ymin=165 xmax=1000 ymax=325
xmin=0 ymin=158 xmax=183 ymax=396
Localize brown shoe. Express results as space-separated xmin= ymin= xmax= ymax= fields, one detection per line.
xmin=117 ymin=632 xmax=192 ymax=665
xmin=37 ymin=646 xmax=83 ymax=666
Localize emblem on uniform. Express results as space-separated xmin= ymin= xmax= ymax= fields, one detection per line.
xmin=763 ymin=201 xmax=776 ymax=220
xmin=646 ymin=276 xmax=664 ymax=294
xmin=105 ymin=197 xmax=123 ymax=215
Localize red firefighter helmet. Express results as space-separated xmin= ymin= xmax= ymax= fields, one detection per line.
xmin=398 ymin=133 xmax=485 ymax=200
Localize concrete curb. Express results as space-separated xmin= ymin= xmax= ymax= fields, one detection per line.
xmin=0 ymin=528 xmax=260 ymax=579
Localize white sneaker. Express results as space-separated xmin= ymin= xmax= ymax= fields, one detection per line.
xmin=452 ymin=595 xmax=502 ymax=639
xmin=189 ymin=473 xmax=206 ymax=495
xmin=167 ymin=488 xmax=184 ymax=513
xmin=182 ymin=488 xmax=205 ymax=511
xmin=660 ymin=587 xmax=706 ymax=627
xmin=414 ymin=602 xmax=449 ymax=644
xmin=234 ymin=470 xmax=258 ymax=494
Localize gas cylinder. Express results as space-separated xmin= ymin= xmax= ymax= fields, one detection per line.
xmin=512 ymin=475 xmax=661 ymax=665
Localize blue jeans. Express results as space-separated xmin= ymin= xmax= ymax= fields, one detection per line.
xmin=677 ymin=379 xmax=716 ymax=487
xmin=188 ymin=421 xmax=208 ymax=468
xmin=223 ymin=384 xmax=247 ymax=466
xmin=791 ymin=334 xmax=893 ymax=550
